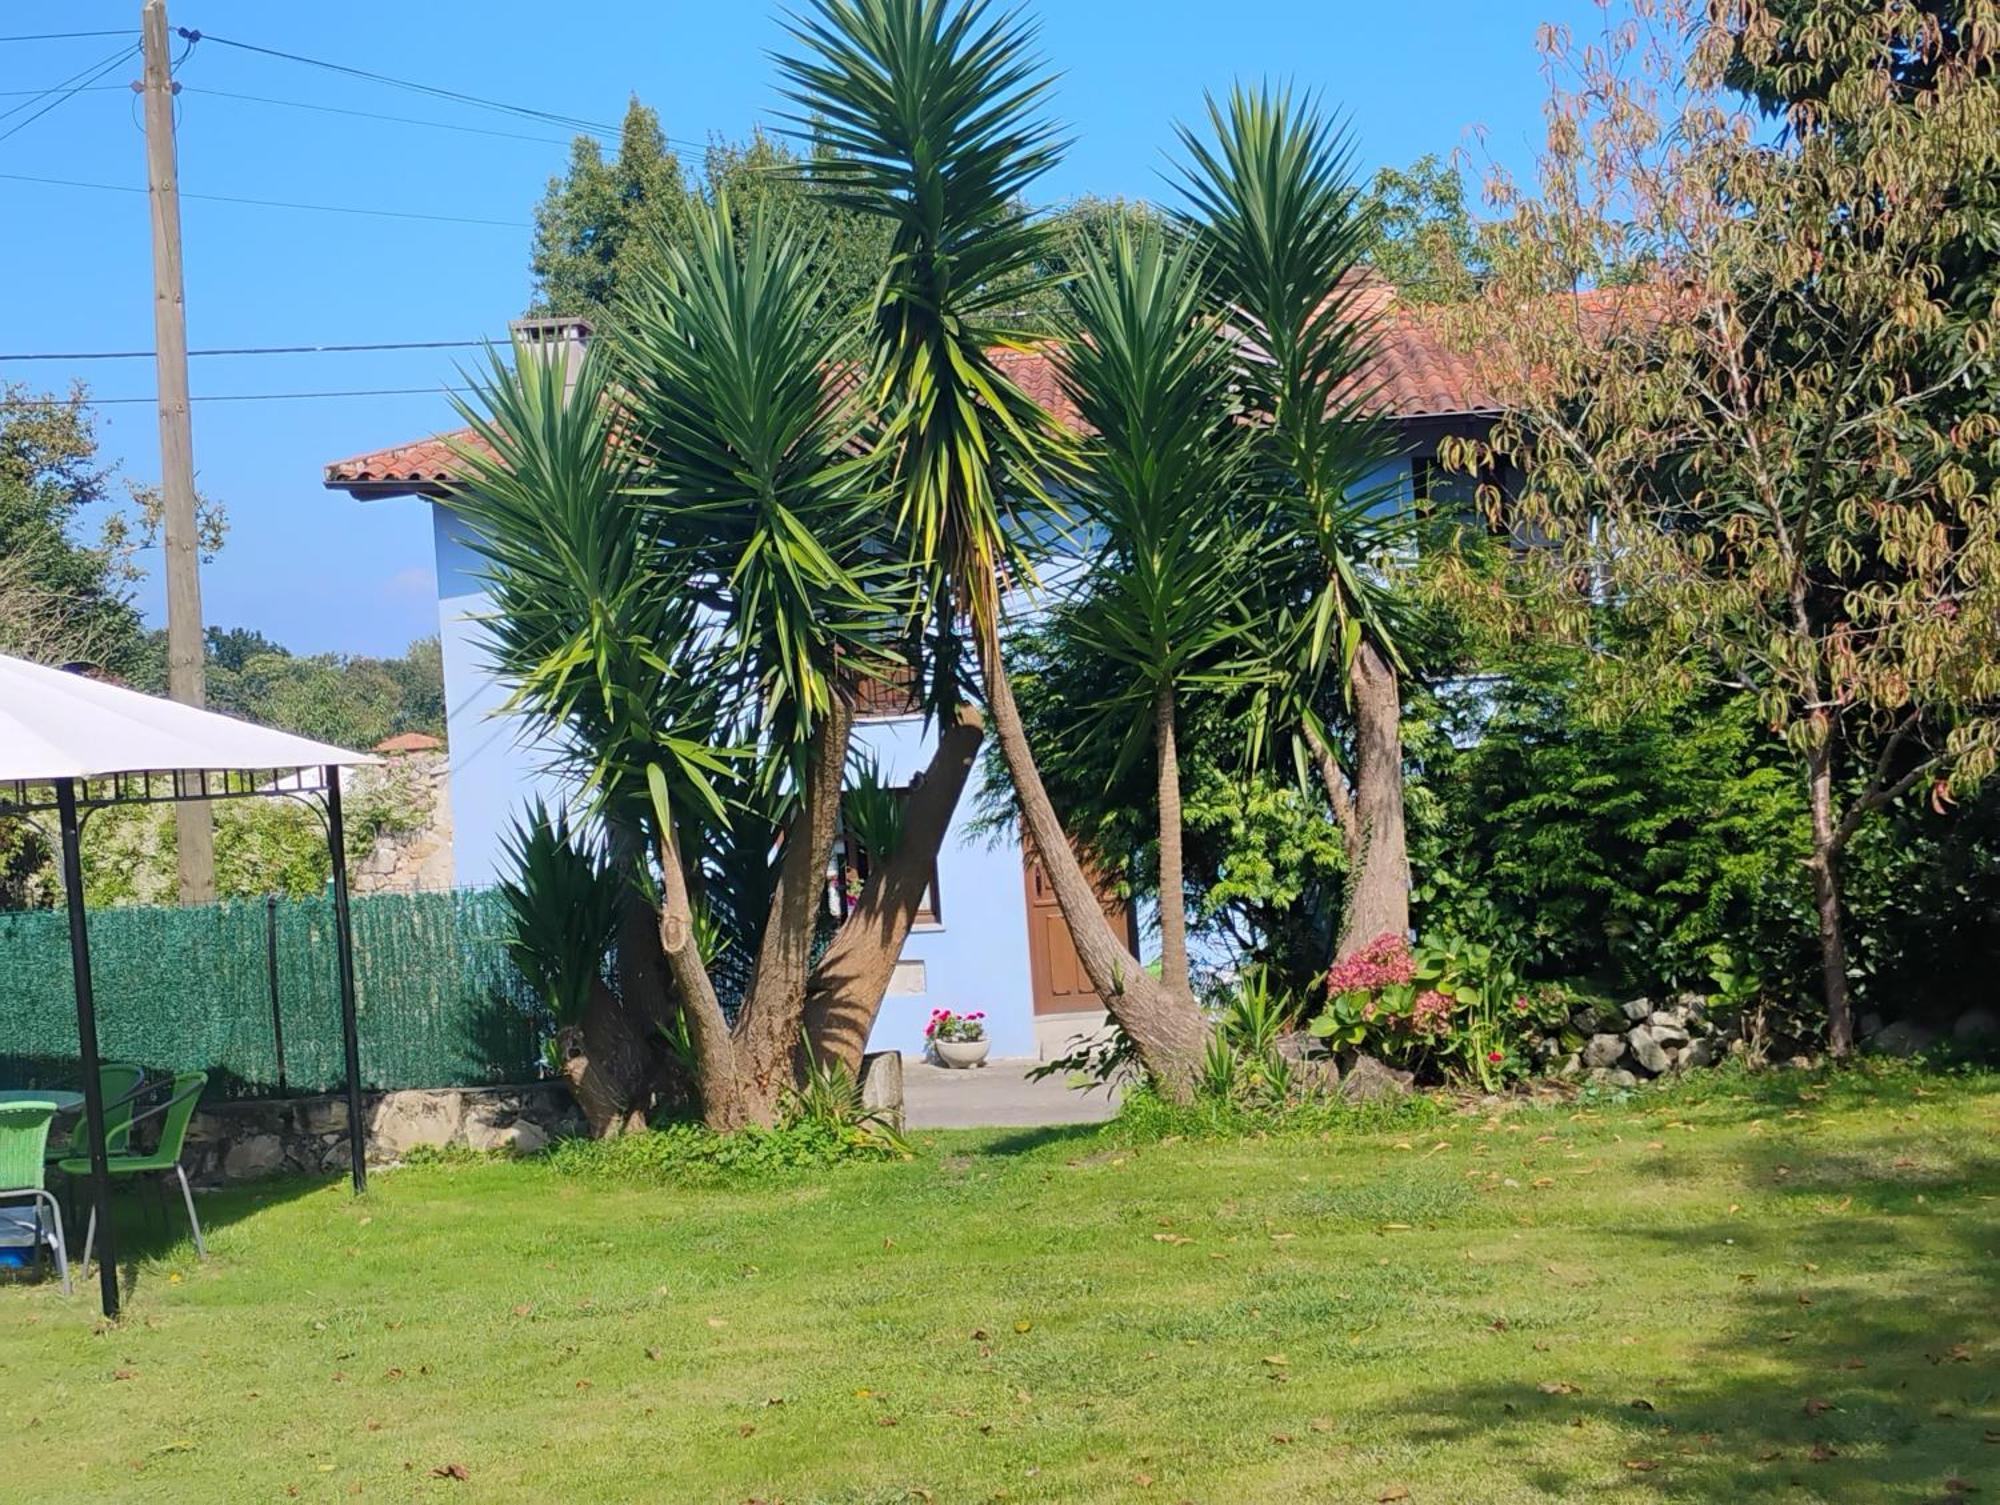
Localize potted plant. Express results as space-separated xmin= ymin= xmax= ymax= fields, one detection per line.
xmin=927 ymin=1009 xmax=989 ymax=1069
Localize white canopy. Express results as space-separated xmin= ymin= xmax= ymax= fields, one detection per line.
xmin=0 ymin=653 xmax=377 ymax=784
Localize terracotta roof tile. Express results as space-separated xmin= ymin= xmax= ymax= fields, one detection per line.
xmin=373 ymin=731 xmax=444 ymax=754
xmin=324 ymin=297 xmax=1550 ymax=492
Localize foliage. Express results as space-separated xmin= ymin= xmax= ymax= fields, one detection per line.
xmin=1309 ymin=931 xmax=1556 ymax=1089
xmin=925 ymin=1008 xmax=986 ymax=1044
xmin=1112 ymin=1075 xmax=1450 ymax=1143
xmin=1438 ymin=0 xmax=2000 ymax=1047
xmin=1357 ymin=152 xmax=1486 ymax=302
xmin=185 ymin=633 xmax=446 ymax=751
xmin=545 ymin=1116 xmax=902 ymax=1185
xmin=496 ymin=801 xmax=621 ymax=1028
xmin=781 ymin=1048 xmax=909 ymax=1154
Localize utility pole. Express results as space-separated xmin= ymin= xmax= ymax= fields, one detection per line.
xmin=140 ymin=0 xmax=214 ymax=904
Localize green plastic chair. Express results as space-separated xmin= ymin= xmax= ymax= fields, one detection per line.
xmin=46 ymin=1063 xmax=148 ymax=1165
xmin=0 ymin=1100 xmax=72 ymax=1295
xmin=60 ymin=1071 xmax=208 ymax=1276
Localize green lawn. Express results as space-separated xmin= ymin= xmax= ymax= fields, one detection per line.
xmin=3 ymin=1067 xmax=1994 ymax=1503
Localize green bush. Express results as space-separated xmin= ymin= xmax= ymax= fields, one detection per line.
xmin=1110 ymin=1081 xmax=1450 ymax=1143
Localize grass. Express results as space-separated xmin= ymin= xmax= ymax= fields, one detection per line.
xmin=2 ymin=1063 xmax=1995 ymax=1503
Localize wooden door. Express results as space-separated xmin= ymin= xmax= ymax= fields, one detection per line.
xmin=1022 ymin=835 xmax=1138 ymax=1016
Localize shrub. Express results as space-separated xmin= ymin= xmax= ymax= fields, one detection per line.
xmin=546 ymin=1117 xmax=904 ymax=1186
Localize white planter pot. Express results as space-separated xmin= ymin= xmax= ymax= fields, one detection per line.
xmin=933 ymin=1038 xmax=990 ymax=1069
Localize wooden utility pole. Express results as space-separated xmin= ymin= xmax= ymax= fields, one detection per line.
xmin=140 ymin=0 xmax=214 ymax=903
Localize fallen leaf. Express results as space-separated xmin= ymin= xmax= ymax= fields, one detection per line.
xmin=1261 ymin=1354 xmax=1289 ymax=1368
xmin=645 ymin=1346 xmax=661 ymax=1362
xmin=1151 ymin=1233 xmax=1192 ymax=1246
xmin=1378 ymin=1488 xmax=1411 ymax=1503
xmin=1132 ymin=1473 xmax=1154 ymax=1488
xmin=1804 ymin=1398 xmax=1833 ymax=1416
xmin=1944 ymin=1477 xmax=1978 ymax=1495
xmin=1014 ymin=1321 xmax=1032 ymax=1334
xmin=1309 ymin=1417 xmax=1335 ymax=1433
xmin=1623 ymin=1459 xmax=1659 ymax=1472
xmin=1629 ymin=1398 xmax=1656 ymax=1411
xmin=737 ymin=1424 xmax=756 ymax=1438
xmin=512 ymin=1304 xmax=532 ymax=1317
xmin=1809 ymin=1441 xmax=1839 ymax=1463
xmin=1270 ymin=1433 xmax=1293 ymax=1445
xmin=876 ymin=1415 xmax=899 ymax=1428
xmin=429 ymin=1464 xmax=469 ymax=1481
xmin=706 ymin=1317 xmax=727 ymax=1329
xmin=1539 ymin=1380 xmax=1581 ymax=1395
xmin=1755 ymin=1447 xmax=1784 ymax=1462
xmin=112 ymin=1369 xmax=137 ymax=1381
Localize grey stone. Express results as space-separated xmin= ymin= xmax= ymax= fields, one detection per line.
xmin=1556 ymin=1053 xmax=1583 ymax=1078
xmin=1582 ymin=1033 xmax=1627 ymax=1069
xmin=222 ymin=1132 xmax=286 ymax=1180
xmin=1867 ymin=1020 xmax=1939 ymax=1058
xmin=1858 ymin=1012 xmax=1885 ymax=1040
xmin=1621 ymin=996 xmax=1655 ymax=1023
xmin=859 ymin=1050 xmax=906 ymax=1132
xmin=504 ymin=1120 xmax=549 ymax=1155
xmin=320 ymin=1138 xmax=358 ymax=1175
xmin=1339 ymin=1054 xmax=1414 ymax=1102
xmin=461 ymin=1106 xmax=515 ymax=1153
xmin=1586 ymin=1067 xmax=1639 ymax=1089
xmin=1647 ymin=1006 xmax=1690 ymax=1031
xmin=295 ymin=1097 xmax=350 ymax=1136
xmin=1627 ymin=1026 xmax=1673 ymax=1075
xmin=1951 ymin=1008 xmax=2000 ymax=1049
xmin=367 ymin=1090 xmax=466 ymax=1157
xmin=1680 ymin=1038 xmax=1718 ymax=1070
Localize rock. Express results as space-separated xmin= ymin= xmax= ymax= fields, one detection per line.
xmin=294 ymin=1096 xmax=350 ymax=1136
xmin=1339 ymin=1054 xmax=1414 ymax=1102
xmin=859 ymin=1050 xmax=906 ymax=1132
xmin=1586 ymin=1067 xmax=1639 ymax=1089
xmin=1627 ymin=1026 xmax=1673 ymax=1075
xmin=1621 ymin=997 xmax=1655 ymax=1023
xmin=320 ymin=1138 xmax=357 ymax=1175
xmin=461 ymin=1106 xmax=514 ymax=1153
xmin=503 ymin=1120 xmax=549 ymax=1156
xmin=1858 ymin=1012 xmax=1884 ymax=1040
xmin=222 ymin=1132 xmax=286 ymax=1180
xmin=1951 ymin=1008 xmax=2000 ymax=1049
xmin=367 ymin=1089 xmax=466 ymax=1157
xmin=1867 ymin=1020 xmax=1939 ymax=1058
xmin=1680 ymin=1038 xmax=1718 ymax=1070
xmin=1582 ymin=1033 xmax=1627 ymax=1069
xmin=1647 ymin=1006 xmax=1689 ymax=1031
xmin=1557 ymin=1053 xmax=1583 ymax=1078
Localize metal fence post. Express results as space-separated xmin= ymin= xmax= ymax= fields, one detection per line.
xmin=265 ymin=893 xmax=289 ymax=1096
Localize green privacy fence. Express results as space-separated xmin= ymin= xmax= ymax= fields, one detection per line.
xmin=0 ymin=889 xmax=550 ymax=1097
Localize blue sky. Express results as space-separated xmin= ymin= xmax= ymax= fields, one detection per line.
xmin=1 ymin=1 xmax=1584 ymax=658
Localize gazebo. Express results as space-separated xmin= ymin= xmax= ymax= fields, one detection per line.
xmin=0 ymin=654 xmax=378 ymax=1317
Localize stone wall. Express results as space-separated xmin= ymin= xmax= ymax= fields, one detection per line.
xmin=184 ymin=1083 xmax=583 ymax=1185
xmin=349 ymin=750 xmax=455 ymax=896
xmin=1536 ymin=993 xmax=1736 ymax=1087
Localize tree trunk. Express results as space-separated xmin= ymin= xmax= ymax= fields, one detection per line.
xmin=1154 ymin=681 xmax=1193 ymax=1001
xmin=806 ymin=704 xmax=984 ymax=1073
xmin=654 ymin=820 xmax=746 ymax=1132
xmin=980 ymin=634 xmax=1207 ymax=1095
xmin=1805 ymin=741 xmax=1855 ymax=1057
xmin=731 ymin=697 xmax=855 ymax=1124
xmin=1335 ymin=637 xmax=1410 ymax=959
xmin=559 ymin=979 xmax=653 ymax=1137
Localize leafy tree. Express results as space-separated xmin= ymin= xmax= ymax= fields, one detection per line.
xmin=1437 ymin=0 xmax=2000 ymax=1052
xmin=1045 ymin=226 xmax=1261 ymax=999
xmin=1358 ymin=153 xmax=1485 ymax=302
xmin=1175 ymin=85 xmax=1414 ymax=962
xmin=779 ymin=0 xmax=1212 ymax=1089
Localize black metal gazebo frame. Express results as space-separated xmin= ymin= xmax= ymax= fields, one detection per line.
xmin=3 ymin=762 xmax=367 ymax=1319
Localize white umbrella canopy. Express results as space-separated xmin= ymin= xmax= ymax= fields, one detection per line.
xmin=0 ymin=653 xmax=377 ymax=783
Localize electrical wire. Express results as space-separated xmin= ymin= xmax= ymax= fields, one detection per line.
xmin=1 ymin=339 xmax=489 ymax=362
xmin=0 ymin=31 xmax=135 ymax=43
xmin=178 ymin=87 xmax=579 ymax=147
xmin=179 ymin=29 xmax=618 ymax=138
xmin=0 ymin=170 xmax=529 ymax=228
xmin=0 ymin=386 xmax=476 ymax=409
xmin=0 ymin=39 xmax=136 ymax=130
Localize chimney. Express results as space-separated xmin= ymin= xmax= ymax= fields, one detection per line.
xmin=509 ymin=314 xmax=593 ymax=396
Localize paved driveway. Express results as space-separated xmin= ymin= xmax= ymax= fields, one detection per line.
xmin=901 ymin=1057 xmax=1120 ymax=1130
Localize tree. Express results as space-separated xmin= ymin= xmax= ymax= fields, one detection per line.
xmin=1358 ymin=153 xmax=1486 ymax=303
xmin=1438 ymin=0 xmax=2000 ymax=1053
xmin=459 ymin=201 xmax=894 ymax=1130
xmin=779 ymin=0 xmax=1212 ymax=1091
xmin=1046 ymin=226 xmax=1260 ymax=999
xmin=1175 ymin=85 xmax=1415 ymax=962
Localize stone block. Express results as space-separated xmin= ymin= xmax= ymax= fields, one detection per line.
xmin=859 ymin=1050 xmax=905 ymax=1132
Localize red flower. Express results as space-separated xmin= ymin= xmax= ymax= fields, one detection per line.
xmin=1487 ymin=1050 xmax=1504 ymax=1063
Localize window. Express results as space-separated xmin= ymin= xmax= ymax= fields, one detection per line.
xmin=830 ymin=780 xmax=941 ymax=927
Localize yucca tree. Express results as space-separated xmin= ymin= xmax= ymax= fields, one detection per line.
xmin=1051 ymin=227 xmax=1262 ymax=1000
xmin=780 ymin=0 xmax=1210 ymax=1089
xmin=456 ymin=201 xmax=892 ymax=1129
xmin=1176 ymin=84 xmax=1414 ymax=959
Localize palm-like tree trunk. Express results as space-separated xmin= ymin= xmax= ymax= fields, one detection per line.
xmin=653 ymin=820 xmax=745 ymax=1132
xmin=1154 ymin=681 xmax=1193 ymax=1001
xmin=805 ymin=704 xmax=984 ymax=1072
xmin=559 ymin=979 xmax=654 ymax=1137
xmin=732 ymin=697 xmax=856 ymax=1122
xmin=1334 ymin=637 xmax=1410 ymax=958
xmin=981 ymin=635 xmax=1206 ymax=1094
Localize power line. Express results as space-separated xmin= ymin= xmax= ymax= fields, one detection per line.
xmin=0 ymin=43 xmax=137 ymax=145
xmin=1 ymin=339 xmax=490 ymax=362
xmin=1 ymin=386 xmax=476 ymax=409
xmin=0 ymin=39 xmax=136 ymax=130
xmin=0 ymin=30 xmax=135 ymax=43
xmin=179 ymin=87 xmax=580 ymax=147
xmin=0 ymin=170 xmax=529 ymax=228
xmin=180 ymin=29 xmax=619 ymax=138
xmin=0 ymin=85 xmax=124 ymax=98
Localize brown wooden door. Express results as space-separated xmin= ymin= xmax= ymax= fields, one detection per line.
xmin=1022 ymin=835 xmax=1138 ymax=1016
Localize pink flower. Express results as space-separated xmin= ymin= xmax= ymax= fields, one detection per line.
xmin=1410 ymin=988 xmax=1454 ymax=1036
xmin=1326 ymin=932 xmax=1416 ymax=996
xmin=1487 ymin=1049 xmax=1504 ymax=1064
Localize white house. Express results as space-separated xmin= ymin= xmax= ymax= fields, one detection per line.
xmin=322 ymin=299 xmax=1501 ymax=1059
